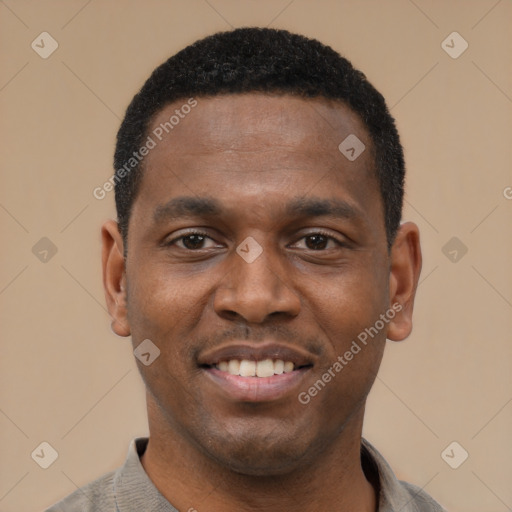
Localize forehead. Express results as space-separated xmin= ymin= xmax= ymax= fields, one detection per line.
xmin=129 ymin=93 xmax=384 ymax=241
xmin=148 ymin=93 xmax=371 ymax=160
xmin=140 ymin=94 xmax=377 ymax=193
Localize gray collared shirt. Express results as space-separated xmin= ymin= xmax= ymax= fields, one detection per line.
xmin=46 ymin=437 xmax=447 ymax=511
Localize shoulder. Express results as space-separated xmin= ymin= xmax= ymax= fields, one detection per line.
xmin=398 ymin=480 xmax=448 ymax=511
xmin=361 ymin=438 xmax=448 ymax=512
xmin=45 ymin=470 xmax=116 ymax=512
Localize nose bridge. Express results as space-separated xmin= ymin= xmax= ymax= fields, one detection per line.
xmin=236 ymin=239 xmax=280 ymax=292
xmin=214 ymin=236 xmax=301 ymax=322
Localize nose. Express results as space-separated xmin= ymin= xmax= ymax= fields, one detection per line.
xmin=213 ymin=243 xmax=301 ymax=324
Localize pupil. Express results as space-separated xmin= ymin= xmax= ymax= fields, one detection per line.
xmin=184 ymin=234 xmax=204 ymax=249
xmin=307 ymin=235 xmax=327 ymax=250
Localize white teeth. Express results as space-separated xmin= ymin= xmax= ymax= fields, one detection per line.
xmin=227 ymin=359 xmax=240 ymax=376
xmin=239 ymin=359 xmax=256 ymax=377
xmin=256 ymin=359 xmax=274 ymax=378
xmin=215 ymin=358 xmax=297 ymax=377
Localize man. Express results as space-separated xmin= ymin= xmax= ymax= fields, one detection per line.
xmin=48 ymin=27 xmax=446 ymax=511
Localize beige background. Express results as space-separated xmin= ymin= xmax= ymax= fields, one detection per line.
xmin=1 ymin=1 xmax=511 ymax=511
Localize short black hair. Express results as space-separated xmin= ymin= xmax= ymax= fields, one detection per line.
xmin=114 ymin=27 xmax=404 ymax=249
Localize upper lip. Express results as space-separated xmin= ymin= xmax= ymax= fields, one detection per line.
xmin=198 ymin=341 xmax=316 ymax=368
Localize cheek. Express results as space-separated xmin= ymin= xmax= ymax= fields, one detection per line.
xmin=127 ymin=263 xmax=200 ymax=332
xmin=125 ymin=274 xmax=202 ymax=388
xmin=308 ymin=263 xmax=389 ymax=393
xmin=307 ymin=264 xmax=388 ymax=342
xmin=127 ymin=275 xmax=202 ymax=420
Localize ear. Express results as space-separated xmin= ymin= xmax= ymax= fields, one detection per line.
xmin=387 ymin=222 xmax=422 ymax=342
xmin=101 ymin=219 xmax=130 ymax=337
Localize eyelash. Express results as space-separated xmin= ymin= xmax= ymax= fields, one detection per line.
xmin=166 ymin=230 xmax=345 ymax=250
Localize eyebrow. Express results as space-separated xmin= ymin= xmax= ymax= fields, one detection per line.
xmin=285 ymin=197 xmax=358 ymax=220
xmin=153 ymin=196 xmax=360 ymax=224
xmin=154 ymin=196 xmax=222 ymax=223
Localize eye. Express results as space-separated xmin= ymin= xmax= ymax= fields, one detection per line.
xmin=292 ymin=231 xmax=344 ymax=251
xmin=166 ymin=231 xmax=220 ymax=250
xmin=165 ymin=230 xmax=345 ymax=251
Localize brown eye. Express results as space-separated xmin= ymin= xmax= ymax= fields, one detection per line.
xmin=165 ymin=231 xmax=218 ymax=250
xmin=305 ymin=234 xmax=329 ymax=250
xmin=180 ymin=234 xmax=207 ymax=250
xmin=293 ymin=232 xmax=343 ymax=251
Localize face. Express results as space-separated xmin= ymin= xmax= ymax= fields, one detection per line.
xmin=103 ymin=93 xmax=421 ymax=476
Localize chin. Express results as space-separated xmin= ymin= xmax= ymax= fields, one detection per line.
xmin=211 ymin=446 xmax=307 ymax=477
xmin=195 ymin=422 xmax=317 ymax=477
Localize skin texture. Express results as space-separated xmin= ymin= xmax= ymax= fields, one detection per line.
xmin=102 ymin=93 xmax=422 ymax=512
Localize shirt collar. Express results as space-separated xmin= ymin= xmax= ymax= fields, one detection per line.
xmin=113 ymin=437 xmax=438 ymax=512
xmin=361 ymin=438 xmax=443 ymax=511
xmin=113 ymin=438 xmax=178 ymax=511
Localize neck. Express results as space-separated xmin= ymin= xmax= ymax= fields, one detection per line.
xmin=140 ymin=404 xmax=377 ymax=512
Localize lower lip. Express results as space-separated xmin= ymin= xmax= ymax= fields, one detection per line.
xmin=202 ymin=367 xmax=310 ymax=402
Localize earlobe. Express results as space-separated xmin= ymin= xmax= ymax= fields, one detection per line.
xmin=101 ymin=220 xmax=131 ymax=337
xmin=387 ymin=222 xmax=422 ymax=342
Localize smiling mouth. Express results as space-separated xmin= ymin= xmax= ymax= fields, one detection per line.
xmin=202 ymin=358 xmax=312 ymax=378
xmin=198 ymin=342 xmax=316 ymax=401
